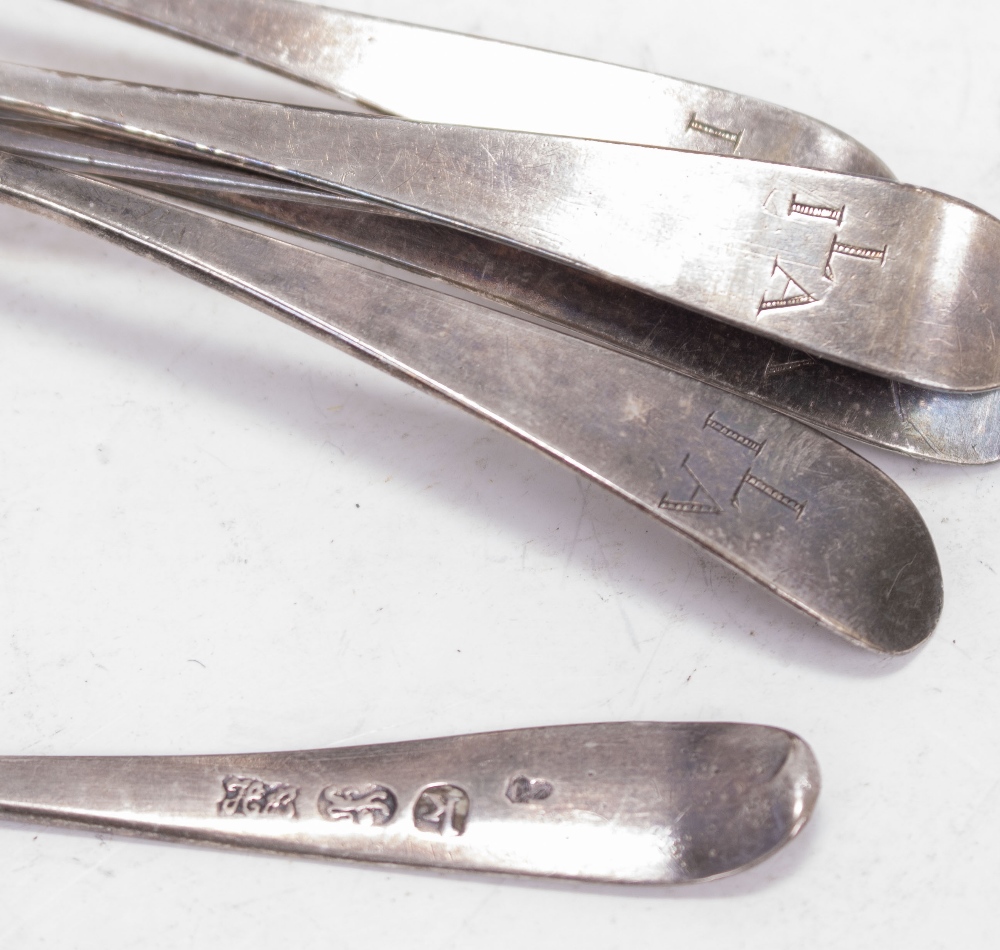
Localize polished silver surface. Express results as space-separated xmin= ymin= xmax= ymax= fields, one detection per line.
xmin=60 ymin=0 xmax=891 ymax=178
xmin=0 ymin=722 xmax=819 ymax=884
xmin=0 ymin=154 xmax=943 ymax=651
xmin=4 ymin=117 xmax=998 ymax=464
xmin=1 ymin=64 xmax=997 ymax=392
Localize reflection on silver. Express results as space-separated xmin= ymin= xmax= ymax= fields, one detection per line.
xmin=61 ymin=0 xmax=892 ymax=176
xmin=0 ymin=154 xmax=943 ymax=651
xmin=0 ymin=723 xmax=821 ymax=885
xmin=1 ymin=119 xmax=996 ymax=463
xmin=2 ymin=63 xmax=1000 ymax=391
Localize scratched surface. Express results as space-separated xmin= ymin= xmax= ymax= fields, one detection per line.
xmin=0 ymin=0 xmax=998 ymax=948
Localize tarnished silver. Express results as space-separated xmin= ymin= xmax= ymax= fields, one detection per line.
xmin=2 ymin=64 xmax=999 ymax=392
xmin=0 ymin=154 xmax=943 ymax=651
xmin=60 ymin=0 xmax=892 ymax=178
xmin=0 ymin=722 xmax=819 ymax=884
xmin=3 ymin=117 xmax=998 ymax=464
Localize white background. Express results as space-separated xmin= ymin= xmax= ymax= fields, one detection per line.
xmin=0 ymin=1 xmax=998 ymax=946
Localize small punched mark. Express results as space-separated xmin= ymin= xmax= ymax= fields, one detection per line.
xmin=704 ymin=412 xmax=766 ymax=456
xmin=789 ymin=195 xmax=846 ymax=226
xmin=687 ymin=114 xmax=743 ymax=151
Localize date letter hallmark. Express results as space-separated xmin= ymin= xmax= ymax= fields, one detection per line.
xmin=758 ymin=260 xmax=818 ymax=316
xmin=318 ymin=784 xmax=397 ymax=826
xmin=506 ymin=776 xmax=554 ymax=804
xmin=218 ymin=776 xmax=299 ymax=819
xmin=413 ymin=784 xmax=470 ymax=837
xmin=687 ymin=114 xmax=743 ymax=152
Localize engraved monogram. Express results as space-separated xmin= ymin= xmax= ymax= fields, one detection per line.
xmin=758 ymin=260 xmax=818 ymax=315
xmin=733 ymin=469 xmax=806 ymax=520
xmin=687 ymin=114 xmax=743 ymax=151
xmin=757 ymin=194 xmax=889 ymax=316
xmin=218 ymin=776 xmax=299 ymax=818
xmin=413 ymin=784 xmax=470 ymax=837
xmin=506 ymin=776 xmax=554 ymax=804
xmin=658 ymin=411 xmax=807 ymax=521
xmin=824 ymin=238 xmax=887 ymax=280
xmin=789 ymin=194 xmax=845 ymax=227
xmin=704 ymin=411 xmax=765 ymax=456
xmin=763 ymin=351 xmax=819 ymax=377
xmin=318 ymin=784 xmax=397 ymax=825
xmin=658 ymin=453 xmax=723 ymax=515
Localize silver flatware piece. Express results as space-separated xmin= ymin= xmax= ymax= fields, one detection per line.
xmin=60 ymin=0 xmax=892 ymax=177
xmin=3 ymin=117 xmax=997 ymax=464
xmin=0 ymin=722 xmax=819 ymax=884
xmin=2 ymin=64 xmax=1000 ymax=392
xmin=0 ymin=154 xmax=943 ymax=652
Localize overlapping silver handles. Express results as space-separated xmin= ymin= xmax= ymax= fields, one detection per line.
xmin=1 ymin=63 xmax=998 ymax=391
xmin=0 ymin=154 xmax=943 ymax=650
xmin=60 ymin=0 xmax=892 ymax=176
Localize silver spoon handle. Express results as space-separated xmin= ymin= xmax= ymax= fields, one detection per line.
xmin=0 ymin=154 xmax=942 ymax=651
xmin=3 ymin=117 xmax=998 ymax=465
xmin=0 ymin=722 xmax=819 ymax=884
xmin=59 ymin=0 xmax=891 ymax=177
xmin=1 ymin=63 xmax=996 ymax=391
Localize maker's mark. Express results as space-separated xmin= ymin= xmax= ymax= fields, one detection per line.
xmin=414 ymin=784 xmax=470 ymax=837
xmin=318 ymin=784 xmax=397 ymax=826
xmin=218 ymin=776 xmax=299 ymax=818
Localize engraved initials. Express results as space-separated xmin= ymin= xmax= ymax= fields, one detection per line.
xmin=318 ymin=784 xmax=397 ymax=826
xmin=763 ymin=351 xmax=819 ymax=377
xmin=659 ymin=453 xmax=722 ymax=515
xmin=733 ymin=470 xmax=806 ymax=520
xmin=218 ymin=776 xmax=299 ymax=818
xmin=760 ymin=195 xmax=889 ymax=311
xmin=758 ymin=260 xmax=817 ymax=315
xmin=414 ymin=784 xmax=470 ymax=837
xmin=789 ymin=195 xmax=845 ymax=226
xmin=659 ymin=412 xmax=807 ymax=522
xmin=824 ymin=237 xmax=888 ymax=280
xmin=687 ymin=114 xmax=743 ymax=151
xmin=704 ymin=411 xmax=765 ymax=456
xmin=506 ymin=776 xmax=554 ymax=804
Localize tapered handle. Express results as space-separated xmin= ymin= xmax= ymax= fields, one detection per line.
xmin=0 ymin=723 xmax=819 ymax=884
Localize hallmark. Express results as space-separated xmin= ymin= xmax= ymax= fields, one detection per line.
xmin=218 ymin=776 xmax=299 ymax=818
xmin=413 ymin=784 xmax=470 ymax=837
xmin=704 ymin=412 xmax=765 ymax=456
xmin=506 ymin=776 xmax=554 ymax=804
xmin=687 ymin=114 xmax=743 ymax=150
xmin=318 ymin=784 xmax=397 ymax=826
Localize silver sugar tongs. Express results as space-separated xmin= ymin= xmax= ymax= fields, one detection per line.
xmin=3 ymin=115 xmax=999 ymax=465
xmin=0 ymin=723 xmax=819 ymax=885
xmin=3 ymin=62 xmax=1000 ymax=393
xmin=0 ymin=153 xmax=942 ymax=652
